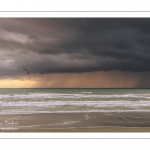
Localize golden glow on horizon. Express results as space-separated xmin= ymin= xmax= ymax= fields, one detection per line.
xmin=0 ymin=79 xmax=37 ymax=88
xmin=0 ymin=71 xmax=150 ymax=88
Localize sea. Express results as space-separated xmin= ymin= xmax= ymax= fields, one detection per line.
xmin=1 ymin=88 xmax=150 ymax=130
xmin=0 ymin=88 xmax=150 ymax=114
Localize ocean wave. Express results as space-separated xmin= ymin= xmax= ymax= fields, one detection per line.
xmin=1 ymin=100 xmax=150 ymax=107
xmin=0 ymin=92 xmax=150 ymax=114
xmin=0 ymin=93 xmax=149 ymax=100
xmin=1 ymin=109 xmax=150 ymax=115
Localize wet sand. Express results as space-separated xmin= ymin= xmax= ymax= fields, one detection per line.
xmin=2 ymin=127 xmax=150 ymax=132
xmin=0 ymin=112 xmax=150 ymax=132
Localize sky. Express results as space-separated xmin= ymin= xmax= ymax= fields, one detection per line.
xmin=0 ymin=18 xmax=150 ymax=88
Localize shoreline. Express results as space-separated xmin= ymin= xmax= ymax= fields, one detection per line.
xmin=0 ymin=112 xmax=150 ymax=132
xmin=1 ymin=126 xmax=150 ymax=132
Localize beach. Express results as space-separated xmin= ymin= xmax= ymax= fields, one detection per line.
xmin=0 ymin=112 xmax=150 ymax=132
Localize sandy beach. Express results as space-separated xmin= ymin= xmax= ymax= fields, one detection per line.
xmin=1 ymin=127 xmax=150 ymax=132
xmin=0 ymin=112 xmax=150 ymax=132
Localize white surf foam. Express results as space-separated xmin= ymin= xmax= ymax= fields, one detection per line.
xmin=0 ymin=93 xmax=148 ymax=100
xmin=0 ymin=92 xmax=150 ymax=114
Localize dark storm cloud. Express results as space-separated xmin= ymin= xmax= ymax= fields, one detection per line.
xmin=1 ymin=18 xmax=150 ymax=78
